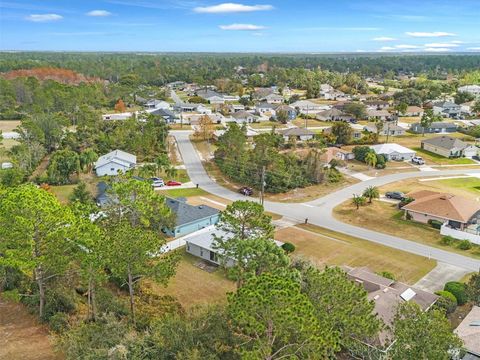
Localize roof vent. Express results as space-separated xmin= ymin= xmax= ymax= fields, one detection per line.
xmin=400 ymin=288 xmax=416 ymax=301
xmin=373 ymin=295 xmax=380 ymax=300
xmin=383 ymin=287 xmax=389 ymax=293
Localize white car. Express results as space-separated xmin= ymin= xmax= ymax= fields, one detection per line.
xmin=150 ymin=177 xmax=165 ymax=188
xmin=411 ymin=156 xmax=425 ymax=165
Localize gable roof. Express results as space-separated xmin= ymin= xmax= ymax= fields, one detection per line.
xmin=279 ymin=127 xmax=315 ymax=137
xmin=370 ymin=143 xmax=415 ymax=155
xmin=232 ymin=110 xmax=255 ymax=119
xmin=165 ymin=197 xmax=219 ymax=227
xmin=421 ymin=136 xmax=469 ymax=151
xmin=317 ymin=108 xmax=346 ymax=117
xmin=403 ymin=191 xmax=480 ymax=223
xmin=95 ymin=150 xmax=136 ymax=169
xmin=455 ymin=306 xmax=480 ymax=355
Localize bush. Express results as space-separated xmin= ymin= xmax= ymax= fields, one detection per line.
xmin=96 ymin=288 xmax=129 ymax=318
xmin=49 ymin=312 xmax=70 ymax=333
xmin=440 ymin=235 xmax=455 ymax=246
xmin=281 ymin=242 xmax=296 ymax=254
xmin=428 ymin=219 xmax=443 ymax=230
xmin=375 ymin=154 xmax=386 ymax=169
xmin=1 ymin=289 xmax=21 ymax=302
xmin=378 ymin=271 xmax=396 ymax=280
xmin=457 ymin=240 xmax=472 ymax=250
xmin=42 ymin=288 xmax=76 ymax=321
xmin=435 ymin=290 xmax=457 ymax=314
xmin=444 ymin=281 xmax=469 ymax=305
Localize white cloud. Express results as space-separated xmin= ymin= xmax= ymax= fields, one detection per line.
xmin=25 ymin=13 xmax=63 ymax=22
xmin=406 ymin=31 xmax=456 ymax=37
xmin=424 ymin=47 xmax=452 ymax=52
xmin=395 ymin=44 xmax=420 ymax=49
xmin=379 ymin=46 xmax=396 ymax=51
xmin=219 ymin=23 xmax=266 ymax=31
xmin=451 ymin=40 xmax=465 ymax=44
xmin=424 ymin=43 xmax=459 ymax=48
xmin=372 ymin=37 xmax=396 ymax=41
xmin=86 ymin=10 xmax=112 ymax=17
xmin=194 ymin=3 xmax=273 ymax=13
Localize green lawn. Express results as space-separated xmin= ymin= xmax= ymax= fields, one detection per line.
xmin=162 ymin=187 xmax=208 ymax=198
xmin=49 ymin=184 xmax=76 ymax=204
xmin=412 ymin=147 xmax=475 ymax=165
xmin=433 ymin=177 xmax=480 ymax=195
xmin=249 ymin=121 xmax=286 ymax=129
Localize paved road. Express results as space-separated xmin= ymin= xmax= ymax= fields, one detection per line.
xmin=172 ymin=130 xmax=480 ymax=272
xmin=170 ymin=90 xmax=184 ymax=105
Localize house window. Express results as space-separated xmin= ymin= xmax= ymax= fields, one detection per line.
xmin=200 ymin=249 xmax=204 ymax=257
xmin=187 ymin=244 xmax=190 ymax=251
xmin=110 ymin=168 xmax=115 ymax=171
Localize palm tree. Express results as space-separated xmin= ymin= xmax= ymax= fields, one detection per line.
xmin=363 ymin=186 xmax=380 ymax=204
xmin=165 ymin=165 xmax=177 ymax=179
xmin=352 ymin=194 xmax=366 ymax=210
xmin=79 ymin=149 xmax=98 ymax=174
xmin=365 ymin=151 xmax=377 ymax=169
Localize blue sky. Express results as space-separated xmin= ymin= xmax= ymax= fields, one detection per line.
xmin=1 ymin=0 xmax=479 ymax=52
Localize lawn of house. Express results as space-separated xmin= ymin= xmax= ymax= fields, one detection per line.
xmin=378 ymin=132 xmax=475 ymax=150
xmin=146 ymin=252 xmax=235 ymax=308
xmin=249 ymin=121 xmax=287 ymax=129
xmin=0 ymin=120 xmax=21 ymax=132
xmin=412 ymin=147 xmax=475 ymax=165
xmin=275 ymin=224 xmax=436 ymax=284
xmin=333 ymin=200 xmax=480 ymax=259
xmin=291 ymin=118 xmax=332 ymax=128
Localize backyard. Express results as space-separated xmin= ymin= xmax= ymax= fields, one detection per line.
xmin=275 ymin=224 xmax=436 ymax=284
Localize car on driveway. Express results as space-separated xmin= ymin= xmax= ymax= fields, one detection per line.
xmin=150 ymin=177 xmax=165 ymax=188
xmin=166 ymin=180 xmax=182 ymax=186
xmin=385 ymin=191 xmax=405 ymax=200
xmin=239 ymin=186 xmax=253 ymax=196
xmin=411 ymin=156 xmax=425 ymax=165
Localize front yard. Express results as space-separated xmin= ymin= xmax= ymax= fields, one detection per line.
xmin=275 ymin=224 xmax=435 ymax=284
xmin=412 ymin=147 xmax=475 ymax=165
xmin=333 ymin=200 xmax=480 ymax=259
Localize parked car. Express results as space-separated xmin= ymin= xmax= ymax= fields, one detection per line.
xmin=411 ymin=156 xmax=425 ymax=165
xmin=385 ymin=191 xmax=405 ymax=200
xmin=239 ymin=186 xmax=253 ymax=196
xmin=166 ymin=180 xmax=182 ymax=186
xmin=150 ymin=177 xmax=165 ymax=188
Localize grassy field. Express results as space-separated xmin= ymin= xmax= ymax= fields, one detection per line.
xmin=334 ymin=200 xmax=480 ymax=259
xmin=162 ymin=187 xmax=209 ymax=198
xmin=380 ymin=177 xmax=480 ymax=199
xmin=249 ymin=121 xmax=286 ymax=129
xmin=275 ymin=224 xmax=436 ymax=284
xmin=0 ymin=120 xmax=21 ymax=132
xmin=292 ymin=118 xmax=331 ymax=128
xmin=146 ymin=252 xmax=235 ymax=308
xmin=378 ymin=132 xmax=475 ymax=150
xmin=49 ymin=185 xmax=76 ymax=204
xmin=412 ymin=147 xmax=475 ymax=165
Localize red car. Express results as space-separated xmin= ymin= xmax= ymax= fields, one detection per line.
xmin=166 ymin=180 xmax=182 ymax=186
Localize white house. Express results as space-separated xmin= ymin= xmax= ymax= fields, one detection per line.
xmin=265 ymin=93 xmax=284 ymax=104
xmin=290 ymin=100 xmax=328 ymax=114
xmin=458 ymin=85 xmax=480 ymax=97
xmin=95 ymin=150 xmax=137 ymax=176
xmin=232 ymin=110 xmax=258 ymax=124
xmin=370 ymin=143 xmax=416 ymax=161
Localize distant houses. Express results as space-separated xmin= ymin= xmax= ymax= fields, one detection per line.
xmin=94 ymin=150 xmax=136 ymax=176
xmin=458 ymin=84 xmax=480 ymax=97
xmin=364 ymin=124 xmax=406 ymax=137
xmin=278 ymin=127 xmax=315 ymax=142
xmin=410 ymin=121 xmax=457 ymax=134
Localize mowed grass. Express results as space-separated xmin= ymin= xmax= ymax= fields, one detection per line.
xmin=275 ymin=224 xmax=435 ymax=284
xmin=146 ymin=252 xmax=235 ymax=308
xmin=334 ymin=200 xmax=480 ymax=259
xmin=291 ymin=118 xmax=332 ymax=128
xmin=378 ymin=132 xmax=475 ymax=151
xmin=412 ymin=147 xmax=475 ymax=165
xmin=162 ymin=187 xmax=209 ymax=198
xmin=49 ymin=184 xmax=76 ymax=204
xmin=0 ymin=120 xmax=21 ymax=132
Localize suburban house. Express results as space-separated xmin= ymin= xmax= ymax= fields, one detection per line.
xmin=364 ymin=100 xmax=389 ymax=110
xmin=345 ymin=266 xmax=438 ymax=346
xmin=184 ymin=225 xmax=284 ymax=266
xmin=410 ymin=121 xmax=457 ymax=134
xmin=370 ymin=143 xmax=416 ymax=161
xmin=279 ymin=127 xmax=315 ymax=142
xmin=232 ymin=110 xmax=258 ymax=124
xmin=316 ymin=108 xmax=351 ymax=122
xmin=265 ymin=93 xmax=284 ymax=104
xmin=364 ymin=124 xmax=406 ymax=136
xmin=458 ymin=85 xmax=480 ymax=97
xmin=403 ymin=105 xmax=424 ymax=117
xmin=402 ymin=190 xmax=480 ymax=231
xmin=164 ymin=197 xmax=220 ymax=237
xmin=253 ymin=87 xmax=275 ymax=100
xmin=196 ymin=89 xmax=225 ymax=104
xmin=95 ymin=149 xmax=137 ymax=176
xmin=145 ymin=99 xmax=171 ymax=110
xmin=291 ymin=100 xmax=327 ymax=114
xmin=274 ymin=104 xmax=297 ymax=120
xmin=255 ymin=102 xmax=276 ymax=117
xmin=455 ymin=306 xmax=480 ymax=358
xmin=320 ymin=147 xmax=355 ymax=163
xmin=433 ymin=101 xmax=463 ymax=118
xmin=149 ymin=108 xmax=178 ymax=123
xmin=461 ymin=100 xmax=476 ymax=115
xmin=366 ymin=108 xmax=392 ymax=121
xmin=421 ymin=136 xmax=478 ymax=158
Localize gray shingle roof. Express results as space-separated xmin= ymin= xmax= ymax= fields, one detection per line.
xmin=166 ymin=198 xmax=219 ymax=227
xmin=421 ymin=136 xmax=469 ymax=150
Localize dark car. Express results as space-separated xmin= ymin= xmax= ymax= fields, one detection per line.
xmin=385 ymin=191 xmax=405 ymax=200
xmin=239 ymin=186 xmax=253 ymax=196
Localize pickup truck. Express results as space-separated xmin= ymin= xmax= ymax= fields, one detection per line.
xmin=411 ymin=156 xmax=425 ymax=165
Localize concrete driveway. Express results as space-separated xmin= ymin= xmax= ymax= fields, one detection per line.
xmin=172 ymin=130 xmax=480 ymax=272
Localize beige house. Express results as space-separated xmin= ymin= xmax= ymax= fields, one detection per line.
xmin=402 ymin=190 xmax=480 ymax=230
xmin=421 ymin=136 xmax=478 ymax=158
xmin=278 ymin=127 xmax=315 ymax=142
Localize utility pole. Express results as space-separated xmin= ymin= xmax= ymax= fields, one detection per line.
xmin=260 ymin=165 xmax=266 ymax=206
xmin=385 ymin=121 xmax=391 ymax=144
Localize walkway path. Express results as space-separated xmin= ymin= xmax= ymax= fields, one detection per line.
xmin=171 ymin=130 xmax=480 ymax=272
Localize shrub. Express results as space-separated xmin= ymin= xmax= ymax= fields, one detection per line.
xmin=435 ymin=290 xmax=457 ymax=314
xmin=440 ymin=235 xmax=455 ymax=246
xmin=375 ymin=154 xmax=386 ymax=169
xmin=444 ymin=281 xmax=469 ymax=305
xmin=1 ymin=289 xmax=21 ymax=302
xmin=281 ymin=242 xmax=296 ymax=254
xmin=428 ymin=219 xmax=443 ymax=230
xmin=457 ymin=240 xmax=472 ymax=250
xmin=49 ymin=312 xmax=69 ymax=333
xmin=42 ymin=288 xmax=76 ymax=321
xmin=378 ymin=271 xmax=396 ymax=280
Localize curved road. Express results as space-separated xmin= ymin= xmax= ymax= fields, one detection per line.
xmin=172 ymin=131 xmax=480 ymax=271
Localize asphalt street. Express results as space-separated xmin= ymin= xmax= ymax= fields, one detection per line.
xmin=172 ymin=130 xmax=480 ymax=272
